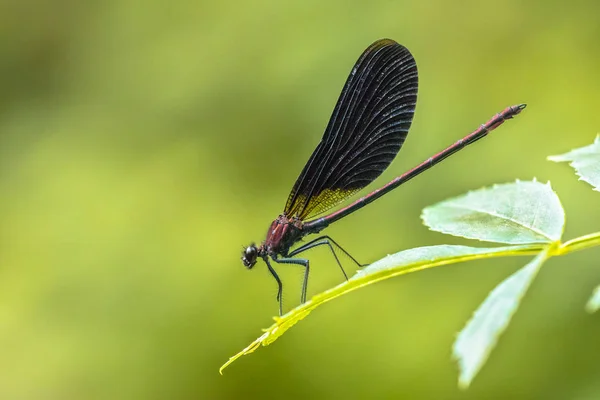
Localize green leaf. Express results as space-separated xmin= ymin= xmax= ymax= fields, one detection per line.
xmin=453 ymin=247 xmax=552 ymax=389
xmin=220 ymin=243 xmax=544 ymax=374
xmin=422 ymin=180 xmax=564 ymax=244
xmin=548 ymin=136 xmax=600 ymax=191
xmin=354 ymin=244 xmax=535 ymax=278
xmin=585 ymin=285 xmax=600 ymax=313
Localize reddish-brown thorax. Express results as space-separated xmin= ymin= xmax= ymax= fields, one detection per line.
xmin=260 ymin=214 xmax=304 ymax=258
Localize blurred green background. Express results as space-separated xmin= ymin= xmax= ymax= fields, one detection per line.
xmin=1 ymin=0 xmax=600 ymax=398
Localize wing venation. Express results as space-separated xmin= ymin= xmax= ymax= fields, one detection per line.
xmin=284 ymin=39 xmax=418 ymax=220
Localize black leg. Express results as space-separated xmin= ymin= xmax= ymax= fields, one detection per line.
xmin=288 ymin=235 xmax=363 ymax=281
xmin=273 ymin=257 xmax=310 ymax=304
xmin=264 ymin=257 xmax=283 ymax=316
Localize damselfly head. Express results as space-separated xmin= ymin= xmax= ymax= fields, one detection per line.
xmin=241 ymin=244 xmax=258 ymax=269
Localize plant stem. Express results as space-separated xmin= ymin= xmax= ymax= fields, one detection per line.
xmin=558 ymin=231 xmax=600 ymax=254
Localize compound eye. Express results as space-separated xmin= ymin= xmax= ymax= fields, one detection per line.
xmin=241 ymin=244 xmax=258 ymax=268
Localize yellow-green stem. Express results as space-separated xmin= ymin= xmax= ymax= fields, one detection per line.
xmin=558 ymin=231 xmax=600 ymax=254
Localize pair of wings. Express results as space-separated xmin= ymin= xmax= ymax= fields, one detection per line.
xmin=284 ymin=39 xmax=418 ymax=220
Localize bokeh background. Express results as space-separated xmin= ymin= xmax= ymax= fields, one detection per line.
xmin=1 ymin=0 xmax=600 ymax=398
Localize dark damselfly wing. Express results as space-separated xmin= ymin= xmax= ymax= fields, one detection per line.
xmin=284 ymin=39 xmax=418 ymax=221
